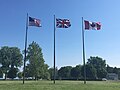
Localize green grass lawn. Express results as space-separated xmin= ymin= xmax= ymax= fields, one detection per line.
xmin=0 ymin=80 xmax=120 ymax=90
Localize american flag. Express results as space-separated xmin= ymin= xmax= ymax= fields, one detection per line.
xmin=56 ymin=18 xmax=71 ymax=28
xmin=29 ymin=17 xmax=41 ymax=27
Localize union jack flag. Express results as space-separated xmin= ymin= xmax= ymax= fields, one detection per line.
xmin=56 ymin=18 xmax=71 ymax=28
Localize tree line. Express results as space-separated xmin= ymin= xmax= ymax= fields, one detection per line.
xmin=0 ymin=41 xmax=120 ymax=80
xmin=49 ymin=57 xmax=120 ymax=80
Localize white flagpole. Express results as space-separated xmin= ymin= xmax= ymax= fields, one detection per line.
xmin=53 ymin=15 xmax=56 ymax=84
xmin=23 ymin=13 xmax=28 ymax=84
xmin=82 ymin=17 xmax=86 ymax=84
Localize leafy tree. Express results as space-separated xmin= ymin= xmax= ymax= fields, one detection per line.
xmin=18 ymin=72 xmax=23 ymax=79
xmin=113 ymin=67 xmax=118 ymax=74
xmin=81 ymin=64 xmax=97 ymax=79
xmin=7 ymin=68 xmax=18 ymax=79
xmin=25 ymin=64 xmax=33 ymax=78
xmin=117 ymin=68 xmax=120 ymax=79
xmin=48 ymin=67 xmax=58 ymax=80
xmin=9 ymin=47 xmax=23 ymax=79
xmin=71 ymin=65 xmax=81 ymax=80
xmin=87 ymin=56 xmax=107 ymax=79
xmin=106 ymin=65 xmax=114 ymax=73
xmin=0 ymin=46 xmax=23 ymax=79
xmin=0 ymin=68 xmax=3 ymax=78
xmin=9 ymin=47 xmax=23 ymax=68
xmin=0 ymin=46 xmax=11 ymax=79
xmin=41 ymin=64 xmax=50 ymax=80
xmin=107 ymin=65 xmax=119 ymax=74
xmin=58 ymin=66 xmax=72 ymax=79
xmin=26 ymin=41 xmax=49 ymax=80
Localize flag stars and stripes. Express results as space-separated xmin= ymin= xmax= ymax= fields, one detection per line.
xmin=29 ymin=17 xmax=41 ymax=27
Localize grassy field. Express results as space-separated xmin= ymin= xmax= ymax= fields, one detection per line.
xmin=0 ymin=80 xmax=120 ymax=90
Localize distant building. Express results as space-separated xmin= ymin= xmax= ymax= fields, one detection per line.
xmin=106 ymin=73 xmax=118 ymax=80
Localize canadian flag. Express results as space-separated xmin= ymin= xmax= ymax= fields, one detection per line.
xmin=84 ymin=20 xmax=101 ymax=30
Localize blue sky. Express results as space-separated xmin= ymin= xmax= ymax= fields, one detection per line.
xmin=0 ymin=0 xmax=120 ymax=68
